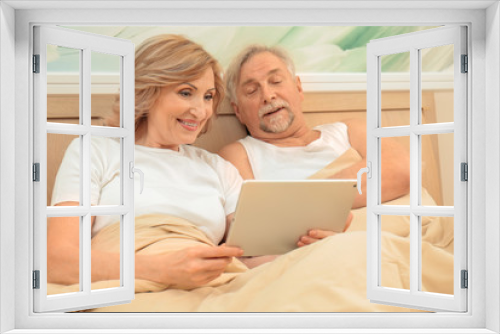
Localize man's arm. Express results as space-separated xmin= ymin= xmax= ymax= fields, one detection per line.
xmin=218 ymin=142 xmax=255 ymax=180
xmin=333 ymin=118 xmax=410 ymax=208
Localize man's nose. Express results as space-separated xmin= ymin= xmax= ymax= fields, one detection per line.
xmin=262 ymin=84 xmax=276 ymax=104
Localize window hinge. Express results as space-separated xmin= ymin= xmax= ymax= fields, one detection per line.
xmin=33 ymin=163 xmax=40 ymax=182
xmin=461 ymin=162 xmax=468 ymax=182
xmin=33 ymin=270 xmax=40 ymax=289
xmin=461 ymin=270 xmax=468 ymax=289
xmin=461 ymin=54 xmax=468 ymax=73
xmin=33 ymin=54 xmax=40 ymax=73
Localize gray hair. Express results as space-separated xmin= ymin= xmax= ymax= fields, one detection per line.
xmin=225 ymin=45 xmax=296 ymax=104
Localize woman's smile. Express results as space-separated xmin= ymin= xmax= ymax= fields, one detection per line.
xmin=178 ymin=118 xmax=200 ymax=131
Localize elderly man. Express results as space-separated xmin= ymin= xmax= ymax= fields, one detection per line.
xmin=219 ymin=45 xmax=410 ymax=211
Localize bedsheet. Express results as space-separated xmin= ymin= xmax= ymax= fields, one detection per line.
xmin=47 ymin=148 xmax=453 ymax=312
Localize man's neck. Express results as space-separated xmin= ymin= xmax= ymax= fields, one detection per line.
xmin=256 ymin=126 xmax=320 ymax=147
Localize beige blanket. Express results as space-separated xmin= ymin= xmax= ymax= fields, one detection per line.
xmin=47 ymin=148 xmax=453 ymax=312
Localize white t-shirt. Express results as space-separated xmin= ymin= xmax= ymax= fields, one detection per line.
xmin=238 ymin=122 xmax=351 ymax=180
xmin=51 ymin=137 xmax=243 ymax=243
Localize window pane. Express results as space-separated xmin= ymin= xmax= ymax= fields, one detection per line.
xmin=381 ymin=52 xmax=410 ymax=127
xmin=91 ymin=51 xmax=121 ymax=127
xmin=421 ymin=44 xmax=454 ymax=124
xmin=421 ymin=133 xmax=454 ymax=206
xmin=47 ymin=44 xmax=81 ymax=124
xmin=91 ymin=215 xmax=121 ymax=291
xmin=48 ymin=134 xmax=80 ymax=207
xmin=380 ymin=215 xmax=410 ymax=290
xmin=381 ymin=136 xmax=410 ymax=205
xmin=47 ymin=216 xmax=81 ymax=296
xmin=421 ymin=216 xmax=454 ymax=295
xmin=90 ymin=137 xmax=121 ymax=206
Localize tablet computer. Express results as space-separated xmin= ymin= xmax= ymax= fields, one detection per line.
xmin=226 ymin=179 xmax=357 ymax=256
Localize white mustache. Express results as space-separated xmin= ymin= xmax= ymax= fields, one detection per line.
xmin=258 ymin=100 xmax=290 ymax=118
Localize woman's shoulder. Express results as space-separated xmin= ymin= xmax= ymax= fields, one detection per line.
xmin=182 ymin=144 xmax=218 ymax=160
xmin=65 ymin=137 xmax=118 ymax=155
xmin=89 ymin=136 xmax=120 ymax=147
xmin=182 ymin=145 xmax=231 ymax=168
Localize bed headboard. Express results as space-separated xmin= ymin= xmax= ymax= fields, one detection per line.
xmin=46 ymin=90 xmax=448 ymax=206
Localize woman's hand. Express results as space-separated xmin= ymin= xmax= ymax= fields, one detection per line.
xmin=147 ymin=244 xmax=243 ymax=290
xmin=297 ymin=212 xmax=353 ymax=247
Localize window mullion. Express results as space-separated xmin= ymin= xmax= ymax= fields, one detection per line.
xmin=81 ymin=47 xmax=92 ymax=295
xmin=413 ymin=123 xmax=454 ymax=135
xmin=409 ymin=47 xmax=420 ymax=295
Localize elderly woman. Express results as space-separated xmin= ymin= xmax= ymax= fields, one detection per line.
xmin=48 ymin=34 xmax=245 ymax=290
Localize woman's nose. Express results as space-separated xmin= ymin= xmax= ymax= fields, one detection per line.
xmin=189 ymin=107 xmax=205 ymax=119
xmin=190 ymin=99 xmax=208 ymax=118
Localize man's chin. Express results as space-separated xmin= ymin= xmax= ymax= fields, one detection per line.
xmin=260 ymin=123 xmax=291 ymax=134
xmin=261 ymin=119 xmax=293 ymax=134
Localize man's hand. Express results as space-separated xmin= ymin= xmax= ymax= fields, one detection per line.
xmin=297 ymin=212 xmax=353 ymax=247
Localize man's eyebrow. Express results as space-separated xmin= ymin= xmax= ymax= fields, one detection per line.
xmin=240 ymin=68 xmax=282 ymax=87
xmin=240 ymin=77 xmax=257 ymax=87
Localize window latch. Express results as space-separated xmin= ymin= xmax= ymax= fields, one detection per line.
xmin=357 ymin=162 xmax=372 ymax=195
xmin=129 ymin=161 xmax=144 ymax=194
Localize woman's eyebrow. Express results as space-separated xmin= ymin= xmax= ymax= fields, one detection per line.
xmin=182 ymin=82 xmax=197 ymax=90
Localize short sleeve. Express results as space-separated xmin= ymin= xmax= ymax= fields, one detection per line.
xmin=50 ymin=139 xmax=81 ymax=205
xmin=218 ymin=158 xmax=243 ymax=215
xmin=314 ymin=122 xmax=351 ymax=152
xmin=51 ymin=137 xmax=107 ymax=206
xmin=335 ymin=122 xmax=352 ymax=149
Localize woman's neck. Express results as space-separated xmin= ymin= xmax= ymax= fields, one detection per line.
xmin=135 ymin=124 xmax=179 ymax=151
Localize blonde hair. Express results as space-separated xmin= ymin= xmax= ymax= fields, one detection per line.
xmin=106 ymin=34 xmax=224 ymax=136
xmin=225 ymin=45 xmax=295 ymax=104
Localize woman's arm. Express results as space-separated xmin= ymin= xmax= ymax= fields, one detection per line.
xmin=47 ymin=205 xmax=118 ymax=284
xmin=47 ymin=202 xmax=243 ymax=289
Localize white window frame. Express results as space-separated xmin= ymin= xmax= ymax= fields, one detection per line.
xmin=32 ymin=25 xmax=136 ymax=313
xmin=1 ymin=1 xmax=498 ymax=333
xmin=366 ymin=26 xmax=468 ymax=312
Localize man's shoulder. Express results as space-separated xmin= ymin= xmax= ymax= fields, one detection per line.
xmin=218 ymin=140 xmax=247 ymax=162
xmin=315 ymin=119 xmax=366 ymax=132
xmin=338 ymin=118 xmax=366 ymax=128
xmin=218 ymin=139 xmax=255 ymax=179
xmin=314 ymin=121 xmax=345 ymax=129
